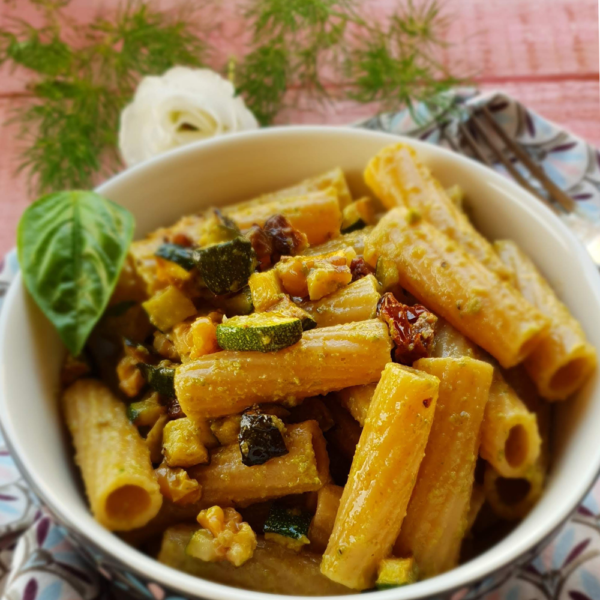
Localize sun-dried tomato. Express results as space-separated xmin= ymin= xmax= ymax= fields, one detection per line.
xmin=263 ymin=214 xmax=308 ymax=260
xmin=245 ymin=224 xmax=273 ymax=271
xmin=167 ymin=396 xmax=186 ymax=420
xmin=377 ymin=292 xmax=438 ymax=365
xmin=350 ymin=257 xmax=374 ymax=282
xmin=169 ymin=232 xmax=193 ymax=247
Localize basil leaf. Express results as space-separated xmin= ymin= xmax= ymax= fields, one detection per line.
xmin=17 ymin=190 xmax=135 ymax=356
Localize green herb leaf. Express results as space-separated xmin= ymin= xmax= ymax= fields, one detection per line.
xmin=17 ymin=190 xmax=135 ymax=356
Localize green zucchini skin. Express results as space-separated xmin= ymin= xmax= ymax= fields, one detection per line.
xmin=239 ymin=412 xmax=288 ymax=466
xmin=263 ymin=505 xmax=312 ymax=540
xmin=267 ymin=298 xmax=317 ymax=331
xmin=155 ymin=243 xmax=196 ymax=271
xmin=300 ymin=313 xmax=317 ymax=331
xmin=203 ymin=209 xmax=241 ymax=246
xmin=126 ymin=392 xmax=165 ymax=426
xmin=341 ymin=218 xmax=366 ymax=235
xmin=217 ymin=286 xmax=254 ymax=317
xmin=216 ymin=314 xmax=302 ymax=352
xmin=194 ymin=237 xmax=257 ymax=295
xmin=138 ymin=363 xmax=176 ymax=397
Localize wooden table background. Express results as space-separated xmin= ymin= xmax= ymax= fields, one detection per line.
xmin=0 ymin=0 xmax=598 ymax=258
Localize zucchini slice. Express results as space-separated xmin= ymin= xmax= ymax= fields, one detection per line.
xmin=239 ymin=411 xmax=288 ymax=466
xmin=341 ymin=219 xmax=366 ymax=234
xmin=216 ymin=313 xmax=302 ymax=352
xmin=194 ymin=237 xmax=257 ymax=295
xmin=375 ymin=256 xmax=401 ymax=292
xmin=376 ymin=558 xmax=419 ymax=589
xmin=215 ymin=286 xmax=254 ymax=317
xmin=341 ymin=203 xmax=366 ymax=234
xmin=155 ymin=243 xmax=196 ymax=271
xmin=263 ymin=505 xmax=311 ymax=551
xmin=142 ymin=285 xmax=197 ymax=331
xmin=127 ymin=392 xmax=166 ymax=427
xmin=138 ymin=363 xmax=176 ymax=397
xmin=200 ymin=209 xmax=241 ymax=247
xmin=267 ymin=296 xmax=317 ymax=331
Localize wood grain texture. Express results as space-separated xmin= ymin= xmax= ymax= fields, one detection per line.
xmin=0 ymin=0 xmax=598 ymax=256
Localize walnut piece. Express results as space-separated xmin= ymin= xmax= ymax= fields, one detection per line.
xmin=187 ymin=506 xmax=257 ymax=567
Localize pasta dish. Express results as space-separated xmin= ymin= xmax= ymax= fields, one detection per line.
xmin=60 ymin=143 xmax=596 ymax=594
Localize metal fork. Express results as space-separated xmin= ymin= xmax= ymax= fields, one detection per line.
xmin=440 ymin=106 xmax=600 ymax=266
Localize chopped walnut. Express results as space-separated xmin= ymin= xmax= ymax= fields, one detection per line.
xmin=170 ymin=321 xmax=194 ymax=359
xmin=117 ymin=355 xmax=146 ymax=397
xmin=350 ymin=257 xmax=375 ymax=282
xmin=210 ymin=415 xmax=242 ymax=445
xmin=263 ymin=214 xmax=309 ymax=260
xmin=189 ymin=317 xmax=219 ymax=359
xmin=245 ymin=224 xmax=273 ymax=271
xmin=162 ymin=417 xmax=210 ymax=468
xmin=153 ymin=331 xmax=180 ymax=361
xmin=377 ymin=292 xmax=438 ymax=365
xmin=187 ymin=506 xmax=257 ymax=567
xmin=117 ymin=339 xmax=153 ymax=397
xmin=155 ymin=462 xmax=202 ymax=505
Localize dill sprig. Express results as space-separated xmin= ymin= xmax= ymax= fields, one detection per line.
xmin=236 ymin=0 xmax=463 ymax=125
xmin=1 ymin=0 xmax=463 ymax=194
xmin=0 ymin=0 xmax=207 ymax=193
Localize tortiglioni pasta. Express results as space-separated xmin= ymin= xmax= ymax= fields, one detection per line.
xmin=495 ymin=239 xmax=597 ymax=400
xmin=58 ymin=144 xmax=590 ymax=594
xmin=62 ymin=379 xmax=162 ymax=531
xmin=364 ymin=208 xmax=550 ymax=368
xmin=321 ymin=363 xmax=439 ymax=590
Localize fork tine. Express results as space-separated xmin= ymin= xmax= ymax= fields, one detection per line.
xmin=457 ymin=122 xmax=494 ymax=166
xmin=467 ymin=113 xmax=554 ymax=207
xmin=478 ymin=106 xmax=575 ymax=212
xmin=439 ymin=123 xmax=460 ymax=152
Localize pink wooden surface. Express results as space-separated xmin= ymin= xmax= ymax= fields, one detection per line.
xmin=0 ymin=0 xmax=598 ymax=257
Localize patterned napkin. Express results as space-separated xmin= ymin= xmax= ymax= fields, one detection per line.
xmin=1 ymin=91 xmax=600 ymax=600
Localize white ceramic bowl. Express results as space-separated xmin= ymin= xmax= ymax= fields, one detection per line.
xmin=1 ymin=127 xmax=600 ymax=600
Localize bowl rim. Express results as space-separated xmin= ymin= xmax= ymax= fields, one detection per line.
xmin=2 ymin=124 xmax=600 ymax=600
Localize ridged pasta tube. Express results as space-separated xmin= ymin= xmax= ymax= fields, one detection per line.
xmin=175 ymin=320 xmax=392 ymax=421
xmin=189 ymin=421 xmax=330 ymax=506
xmin=301 ymin=227 xmax=374 ymax=258
xmin=495 ymin=239 xmax=597 ymax=400
xmin=364 ymin=143 xmax=512 ymax=281
xmin=428 ymin=319 xmax=542 ymax=479
xmin=301 ymin=274 xmax=381 ymax=327
xmin=430 ymin=318 xmax=482 ymax=360
xmin=336 ymin=383 xmax=377 ymax=426
xmin=226 ymin=167 xmax=353 ymax=212
xmin=308 ymin=484 xmax=343 ymax=553
xmin=480 ymin=369 xmax=541 ymax=478
xmin=364 ymin=208 xmax=550 ymax=368
xmin=321 ymin=363 xmax=439 ymax=590
xmin=159 ymin=525 xmax=351 ymax=595
xmin=227 ymin=189 xmax=342 ymax=246
xmin=62 ymin=379 xmax=162 ymax=531
xmin=395 ymin=357 xmax=493 ymax=578
xmin=484 ymin=399 xmax=550 ymax=520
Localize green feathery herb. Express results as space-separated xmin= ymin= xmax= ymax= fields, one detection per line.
xmin=236 ymin=0 xmax=462 ymax=125
xmin=1 ymin=0 xmax=462 ymax=193
xmin=0 ymin=0 xmax=206 ymax=193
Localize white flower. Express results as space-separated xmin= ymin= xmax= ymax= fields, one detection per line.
xmin=119 ymin=66 xmax=258 ymax=166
